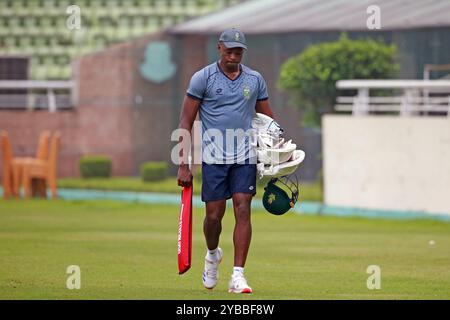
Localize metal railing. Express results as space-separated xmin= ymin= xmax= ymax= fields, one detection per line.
xmin=335 ymin=80 xmax=450 ymax=116
xmin=0 ymin=80 xmax=76 ymax=112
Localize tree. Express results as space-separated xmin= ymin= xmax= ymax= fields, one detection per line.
xmin=278 ymin=34 xmax=400 ymax=127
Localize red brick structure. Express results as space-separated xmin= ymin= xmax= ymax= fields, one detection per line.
xmin=0 ymin=33 xmax=208 ymax=178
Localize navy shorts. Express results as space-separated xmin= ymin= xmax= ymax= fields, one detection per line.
xmin=201 ymin=162 xmax=257 ymax=202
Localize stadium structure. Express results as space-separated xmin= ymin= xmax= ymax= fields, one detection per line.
xmin=1 ymin=0 xmax=450 ymax=217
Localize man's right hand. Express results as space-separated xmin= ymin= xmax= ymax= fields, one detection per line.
xmin=177 ymin=165 xmax=193 ymax=187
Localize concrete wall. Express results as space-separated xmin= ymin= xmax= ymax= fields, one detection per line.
xmin=323 ymin=115 xmax=450 ymax=215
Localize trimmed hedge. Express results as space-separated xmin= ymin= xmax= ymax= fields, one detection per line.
xmin=140 ymin=161 xmax=169 ymax=182
xmin=79 ymin=156 xmax=112 ymax=178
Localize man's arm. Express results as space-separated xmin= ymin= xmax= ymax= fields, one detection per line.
xmin=255 ymin=99 xmax=275 ymax=119
xmin=177 ymin=95 xmax=201 ymax=187
xmin=179 ymin=95 xmax=201 ymax=135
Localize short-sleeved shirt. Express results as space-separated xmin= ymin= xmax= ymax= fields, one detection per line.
xmin=187 ymin=62 xmax=269 ymax=164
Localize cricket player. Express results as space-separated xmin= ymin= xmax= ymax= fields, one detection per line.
xmin=177 ymin=28 xmax=275 ymax=294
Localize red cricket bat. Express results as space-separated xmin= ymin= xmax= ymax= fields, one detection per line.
xmin=178 ymin=183 xmax=193 ymax=275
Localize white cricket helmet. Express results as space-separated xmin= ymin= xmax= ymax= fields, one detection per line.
xmin=252 ymin=113 xmax=305 ymax=178
xmin=257 ymin=150 xmax=305 ymax=178
xmin=251 ymin=112 xmax=284 ymax=148
xmin=256 ymin=139 xmax=297 ymax=165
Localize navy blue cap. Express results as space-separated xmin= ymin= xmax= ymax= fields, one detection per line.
xmin=219 ymin=28 xmax=247 ymax=50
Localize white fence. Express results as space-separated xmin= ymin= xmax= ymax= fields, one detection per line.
xmin=335 ymin=80 xmax=450 ymax=116
xmin=0 ymin=80 xmax=76 ymax=112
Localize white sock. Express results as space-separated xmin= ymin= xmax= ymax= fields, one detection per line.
xmin=233 ymin=266 xmax=244 ymax=277
xmin=206 ymin=248 xmax=218 ymax=260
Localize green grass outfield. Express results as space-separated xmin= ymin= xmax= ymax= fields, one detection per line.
xmin=0 ymin=199 xmax=449 ymax=300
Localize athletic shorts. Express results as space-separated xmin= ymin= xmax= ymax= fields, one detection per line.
xmin=201 ymin=162 xmax=257 ymax=202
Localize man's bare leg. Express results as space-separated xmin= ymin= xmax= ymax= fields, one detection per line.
xmin=202 ymin=199 xmax=226 ymax=289
xmin=228 ymin=192 xmax=253 ymax=294
xmin=204 ymin=199 xmax=226 ymax=249
xmin=231 ymin=193 xmax=253 ymax=267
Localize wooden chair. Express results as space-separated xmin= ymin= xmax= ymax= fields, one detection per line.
xmin=1 ymin=130 xmax=51 ymax=199
xmin=21 ymin=131 xmax=60 ymax=199
xmin=12 ymin=130 xmax=51 ymax=198
xmin=1 ymin=131 xmax=14 ymax=199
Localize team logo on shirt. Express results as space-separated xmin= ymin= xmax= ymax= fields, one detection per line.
xmin=216 ymin=88 xmax=223 ymax=95
xmin=243 ymin=85 xmax=250 ymax=100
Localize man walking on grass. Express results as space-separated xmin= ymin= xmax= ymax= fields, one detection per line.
xmin=177 ymin=28 xmax=275 ymax=293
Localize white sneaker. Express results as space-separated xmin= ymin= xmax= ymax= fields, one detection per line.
xmin=228 ymin=274 xmax=253 ymax=294
xmin=202 ymin=248 xmax=223 ymax=289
